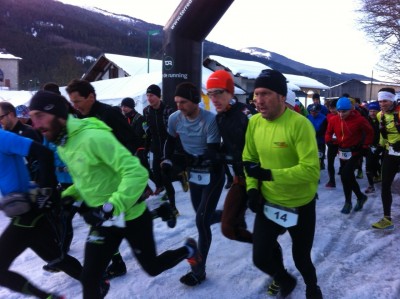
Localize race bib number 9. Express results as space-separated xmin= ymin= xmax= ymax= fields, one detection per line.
xmin=189 ymin=169 xmax=210 ymax=185
xmin=264 ymin=203 xmax=298 ymax=228
xmin=338 ymin=150 xmax=351 ymax=160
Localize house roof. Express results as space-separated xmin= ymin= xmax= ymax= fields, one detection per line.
xmin=330 ymin=78 xmax=400 ymax=89
xmin=207 ymin=55 xmax=271 ymax=79
xmin=205 ymin=55 xmax=329 ymax=91
xmin=0 ymin=50 xmax=22 ymax=60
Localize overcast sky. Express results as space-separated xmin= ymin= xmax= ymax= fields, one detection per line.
xmin=58 ymin=0 xmax=384 ymax=79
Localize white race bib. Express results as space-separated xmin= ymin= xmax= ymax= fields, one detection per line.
xmin=388 ymin=146 xmax=400 ymax=156
xmin=263 ymin=203 xmax=298 ymax=228
xmin=189 ymin=169 xmax=210 ymax=185
xmin=338 ymin=149 xmax=351 ymax=160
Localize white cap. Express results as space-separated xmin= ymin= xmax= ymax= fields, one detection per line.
xmin=286 ymin=89 xmax=296 ymax=108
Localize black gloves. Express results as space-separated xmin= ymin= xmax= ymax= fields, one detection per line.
xmin=82 ymin=203 xmax=114 ymax=227
xmin=247 ymin=188 xmax=264 ymax=213
xmin=160 ymin=159 xmax=173 ymax=177
xmin=151 ymin=202 xmax=177 ymax=228
xmin=36 ymin=187 xmax=58 ymax=210
xmin=243 ymin=162 xmax=273 ymax=181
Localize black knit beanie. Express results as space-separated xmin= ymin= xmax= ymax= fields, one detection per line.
xmin=29 ymin=90 xmax=69 ymax=119
xmin=254 ymin=69 xmax=287 ymax=96
xmin=121 ymin=97 xmax=135 ymax=109
xmin=146 ymin=84 xmax=161 ymax=98
xmin=175 ymin=82 xmax=201 ymax=104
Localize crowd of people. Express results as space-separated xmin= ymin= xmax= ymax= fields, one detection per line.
xmin=0 ymin=68 xmax=399 ymax=299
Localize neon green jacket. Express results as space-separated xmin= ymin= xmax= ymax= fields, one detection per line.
xmin=377 ymin=110 xmax=400 ymax=149
xmin=60 ymin=116 xmax=148 ymax=221
xmin=243 ymin=108 xmax=320 ymax=208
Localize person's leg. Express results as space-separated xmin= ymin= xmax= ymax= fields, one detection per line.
xmin=152 ymin=154 xmax=164 ymax=193
xmin=340 ymin=159 xmax=353 ymax=203
xmin=31 ymin=215 xmax=82 ymax=281
xmin=125 ymin=209 xmax=189 ymax=276
xmin=0 ymin=222 xmax=49 ymax=297
xmin=192 ymin=167 xmax=224 ymax=268
xmin=160 ymin=162 xmax=177 ymax=211
xmin=326 ymin=144 xmax=338 ymax=186
xmin=224 ymin=163 xmax=233 ymax=189
xmin=81 ymin=226 xmax=123 ymax=299
xmin=289 ymin=200 xmax=318 ymax=287
xmin=365 ymin=150 xmax=375 ymax=191
xmin=252 ymin=212 xmax=284 ymax=276
xmin=380 ymin=154 xmax=400 ymax=218
xmin=221 ymin=180 xmax=252 ymax=243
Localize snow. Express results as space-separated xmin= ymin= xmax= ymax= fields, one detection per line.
xmin=1 ymin=159 xmax=400 ymax=299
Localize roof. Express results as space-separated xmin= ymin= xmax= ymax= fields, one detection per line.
xmin=0 ymin=50 xmax=22 ymax=60
xmin=283 ymin=74 xmax=329 ymax=90
xmin=207 ymin=55 xmax=271 ymax=79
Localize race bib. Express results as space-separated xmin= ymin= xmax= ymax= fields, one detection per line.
xmin=338 ymin=149 xmax=351 ymax=160
xmin=189 ymin=169 xmax=210 ymax=185
xmin=388 ymin=146 xmax=400 ymax=156
xmin=264 ymin=202 xmax=298 ymax=228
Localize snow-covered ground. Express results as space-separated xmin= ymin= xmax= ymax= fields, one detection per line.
xmin=1 ymin=160 xmax=400 ymax=299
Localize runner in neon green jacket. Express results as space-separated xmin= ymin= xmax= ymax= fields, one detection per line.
xmin=243 ymin=109 xmax=320 ymax=208
xmin=60 ymin=115 xmax=148 ymax=221
xmin=242 ymin=69 xmax=323 ymax=299
xmin=29 ymin=91 xmax=200 ymax=299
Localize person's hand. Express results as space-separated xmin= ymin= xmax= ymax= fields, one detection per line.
xmin=243 ymin=162 xmax=273 ymax=181
xmin=247 ymin=188 xmax=264 ymax=213
xmin=36 ymin=187 xmax=57 ymax=209
xmin=160 ymin=159 xmax=173 ymax=176
xmin=82 ymin=203 xmax=114 ymax=227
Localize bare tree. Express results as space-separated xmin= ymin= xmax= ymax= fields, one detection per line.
xmin=358 ymin=0 xmax=400 ymax=81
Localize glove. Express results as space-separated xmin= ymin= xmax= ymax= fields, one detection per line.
xmin=243 ymin=162 xmax=273 ymax=181
xmin=151 ymin=202 xmax=176 ymax=228
xmin=161 ymin=159 xmax=173 ymax=174
xmin=247 ymin=188 xmax=264 ymax=213
xmin=36 ymin=188 xmax=57 ymax=209
xmin=82 ymin=203 xmax=114 ymax=227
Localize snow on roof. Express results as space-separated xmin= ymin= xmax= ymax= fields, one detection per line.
xmin=284 ymin=73 xmax=329 ymax=90
xmin=360 ymin=80 xmax=400 ymax=87
xmin=208 ymin=55 xmax=271 ymax=79
xmin=104 ymin=53 xmax=162 ymax=76
xmin=0 ymin=52 xmax=22 ymax=60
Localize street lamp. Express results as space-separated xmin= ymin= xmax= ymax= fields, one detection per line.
xmin=147 ymin=29 xmax=160 ymax=73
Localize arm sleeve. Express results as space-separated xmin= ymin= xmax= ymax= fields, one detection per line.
xmin=28 ymin=141 xmax=58 ymax=188
xmin=163 ymin=133 xmax=177 ymax=160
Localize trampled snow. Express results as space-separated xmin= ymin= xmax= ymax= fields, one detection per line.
xmin=0 ymin=160 xmax=399 ymax=299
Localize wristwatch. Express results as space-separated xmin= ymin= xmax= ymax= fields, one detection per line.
xmin=102 ymin=202 xmax=114 ymax=213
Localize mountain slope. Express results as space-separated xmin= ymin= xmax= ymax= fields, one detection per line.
xmin=0 ymin=0 xmax=370 ymax=88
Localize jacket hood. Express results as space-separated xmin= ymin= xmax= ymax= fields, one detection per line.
xmin=66 ymin=115 xmax=112 ymax=138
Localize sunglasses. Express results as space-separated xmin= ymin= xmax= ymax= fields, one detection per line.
xmin=206 ymin=89 xmax=225 ymax=97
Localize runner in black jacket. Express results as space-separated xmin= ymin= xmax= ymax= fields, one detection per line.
xmin=206 ymin=70 xmax=256 ymax=244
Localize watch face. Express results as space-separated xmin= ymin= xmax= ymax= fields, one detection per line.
xmin=103 ymin=203 xmax=113 ymax=213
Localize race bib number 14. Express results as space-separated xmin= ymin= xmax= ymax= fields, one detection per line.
xmin=264 ymin=203 xmax=298 ymax=228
